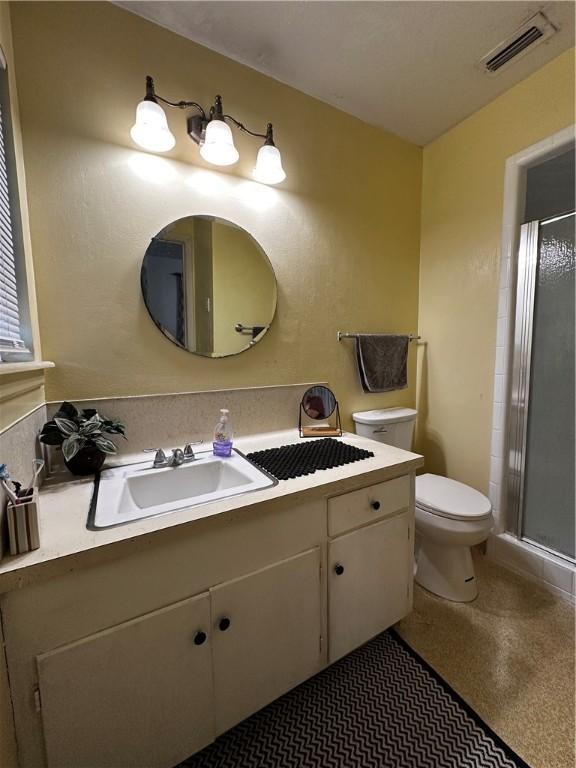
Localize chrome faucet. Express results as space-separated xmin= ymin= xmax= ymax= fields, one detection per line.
xmin=183 ymin=443 xmax=199 ymax=462
xmin=144 ymin=442 xmax=202 ymax=469
xmin=143 ymin=448 xmax=169 ymax=468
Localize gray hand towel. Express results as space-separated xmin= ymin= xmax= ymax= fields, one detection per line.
xmin=356 ymin=334 xmax=409 ymax=393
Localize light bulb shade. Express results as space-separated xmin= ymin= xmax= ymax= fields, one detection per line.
xmin=253 ymin=143 xmax=286 ymax=185
xmin=130 ymin=100 xmax=175 ymax=152
xmin=199 ymin=119 xmax=239 ymax=166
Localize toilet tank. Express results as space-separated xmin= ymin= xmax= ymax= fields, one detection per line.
xmin=352 ymin=408 xmax=417 ymax=450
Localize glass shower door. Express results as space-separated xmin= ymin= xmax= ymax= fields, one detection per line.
xmin=508 ymin=211 xmax=575 ymax=560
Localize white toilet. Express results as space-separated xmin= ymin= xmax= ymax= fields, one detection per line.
xmin=352 ymin=408 xmax=493 ymax=602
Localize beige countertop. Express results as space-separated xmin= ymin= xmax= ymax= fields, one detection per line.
xmin=0 ymin=430 xmax=423 ymax=593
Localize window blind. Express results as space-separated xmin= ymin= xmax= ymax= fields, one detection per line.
xmin=0 ymin=73 xmax=29 ymax=359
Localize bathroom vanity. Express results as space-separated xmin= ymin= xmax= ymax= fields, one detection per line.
xmin=0 ymin=430 xmax=422 ymax=768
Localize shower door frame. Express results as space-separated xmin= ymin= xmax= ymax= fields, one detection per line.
xmin=507 ymin=219 xmax=537 ymax=544
xmin=507 ymin=211 xmax=575 ymax=562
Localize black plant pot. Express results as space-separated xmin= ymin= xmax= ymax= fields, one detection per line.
xmin=64 ymin=446 xmax=106 ymax=476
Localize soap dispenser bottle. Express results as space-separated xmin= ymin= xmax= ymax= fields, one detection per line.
xmin=213 ymin=408 xmax=233 ymax=457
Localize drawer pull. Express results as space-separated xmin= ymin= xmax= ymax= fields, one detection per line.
xmin=193 ymin=630 xmax=207 ymax=646
xmin=371 ymin=500 xmax=381 ymax=511
xmin=218 ymin=617 xmax=231 ymax=632
xmin=334 ymin=563 xmax=345 ymax=576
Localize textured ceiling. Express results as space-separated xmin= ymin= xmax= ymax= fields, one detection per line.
xmin=117 ymin=1 xmax=575 ymax=145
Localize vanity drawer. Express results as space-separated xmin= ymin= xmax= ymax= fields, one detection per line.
xmin=328 ymin=475 xmax=410 ymax=537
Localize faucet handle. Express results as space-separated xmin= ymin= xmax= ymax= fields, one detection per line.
xmin=183 ymin=440 xmax=203 ymax=461
xmin=144 ymin=448 xmax=167 ymax=468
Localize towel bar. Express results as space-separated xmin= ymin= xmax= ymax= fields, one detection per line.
xmin=337 ymin=332 xmax=421 ymax=342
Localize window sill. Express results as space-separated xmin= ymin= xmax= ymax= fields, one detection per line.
xmin=0 ymin=361 xmax=55 ymax=375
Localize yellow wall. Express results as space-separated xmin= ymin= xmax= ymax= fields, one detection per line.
xmin=417 ymin=48 xmax=575 ymax=492
xmin=0 ymin=2 xmax=43 ymax=434
xmin=9 ymin=2 xmax=573 ymax=467
xmin=10 ymin=1 xmax=422 ymax=430
xmin=212 ymin=222 xmax=276 ymax=355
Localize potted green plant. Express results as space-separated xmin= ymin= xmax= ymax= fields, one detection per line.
xmin=40 ymin=402 xmax=126 ymax=476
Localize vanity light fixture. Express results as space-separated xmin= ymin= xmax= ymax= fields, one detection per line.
xmin=130 ymin=76 xmax=286 ymax=184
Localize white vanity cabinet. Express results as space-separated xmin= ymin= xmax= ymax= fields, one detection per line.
xmin=0 ymin=466 xmax=419 ymax=768
xmin=33 ymin=548 xmax=323 ymax=768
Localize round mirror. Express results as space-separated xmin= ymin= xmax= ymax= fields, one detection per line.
xmin=141 ymin=216 xmax=277 ymax=358
xmin=301 ymin=386 xmax=337 ymax=420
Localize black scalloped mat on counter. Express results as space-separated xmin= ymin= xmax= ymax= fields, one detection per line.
xmin=246 ymin=438 xmax=374 ymax=481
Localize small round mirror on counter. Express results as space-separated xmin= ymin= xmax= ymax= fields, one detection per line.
xmin=301 ymin=386 xmax=337 ymax=420
xmin=141 ymin=215 xmax=277 ymax=358
xmin=299 ymin=385 xmax=342 ymax=437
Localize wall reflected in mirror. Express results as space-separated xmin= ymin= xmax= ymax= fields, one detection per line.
xmin=141 ymin=216 xmax=277 ymax=358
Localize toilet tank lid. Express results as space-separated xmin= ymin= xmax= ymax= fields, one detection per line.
xmin=352 ymin=407 xmax=417 ymax=425
xmin=416 ymin=474 xmax=492 ymax=519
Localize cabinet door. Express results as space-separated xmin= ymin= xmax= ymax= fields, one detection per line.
xmin=37 ymin=593 xmax=214 ymax=768
xmin=329 ymin=512 xmax=412 ymax=663
xmin=211 ymin=548 xmax=322 ymax=734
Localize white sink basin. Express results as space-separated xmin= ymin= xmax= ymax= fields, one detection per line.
xmin=89 ymin=450 xmax=276 ymax=529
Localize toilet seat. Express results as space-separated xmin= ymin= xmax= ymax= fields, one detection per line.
xmin=415 ymin=473 xmax=492 ymax=522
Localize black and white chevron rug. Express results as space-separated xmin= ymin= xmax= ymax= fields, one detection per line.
xmin=179 ymin=629 xmax=529 ymax=768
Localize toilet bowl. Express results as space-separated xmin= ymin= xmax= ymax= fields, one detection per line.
xmin=352 ymin=408 xmax=493 ymax=603
xmin=414 ymin=473 xmax=492 ymax=602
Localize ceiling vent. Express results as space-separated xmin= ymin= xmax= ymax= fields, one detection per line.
xmin=478 ymin=12 xmax=558 ymax=76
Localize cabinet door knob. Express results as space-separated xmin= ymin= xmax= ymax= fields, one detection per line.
xmin=193 ymin=630 xmax=207 ymax=646
xmin=371 ymin=500 xmax=381 ymax=511
xmin=334 ymin=563 xmax=345 ymax=576
xmin=218 ymin=617 xmax=231 ymax=632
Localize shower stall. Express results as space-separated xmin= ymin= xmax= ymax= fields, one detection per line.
xmin=508 ymin=209 xmax=575 ymax=562
xmin=489 ymin=132 xmax=575 ymax=596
